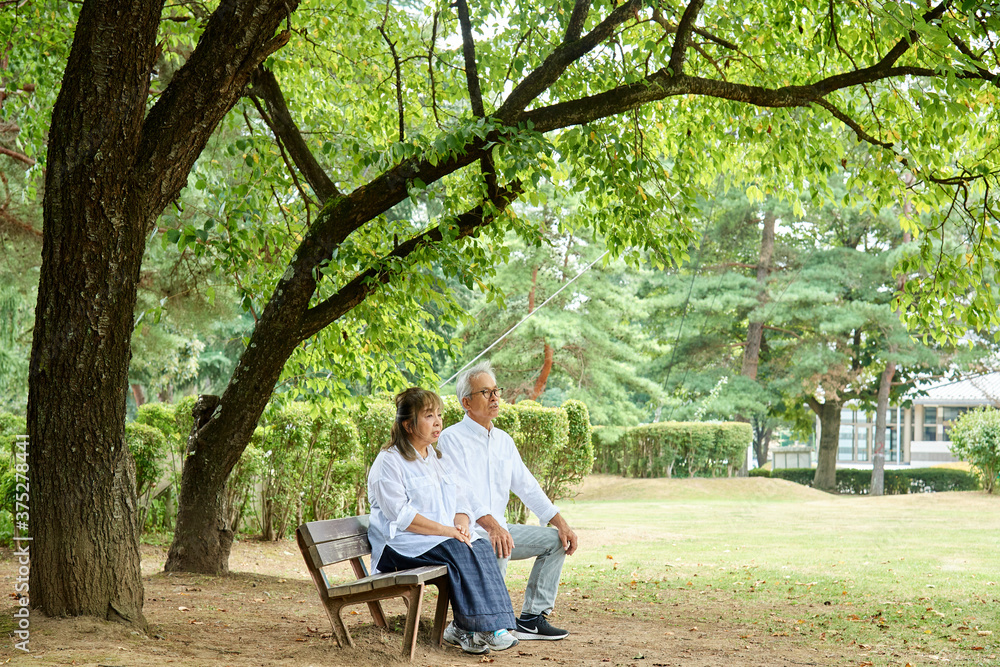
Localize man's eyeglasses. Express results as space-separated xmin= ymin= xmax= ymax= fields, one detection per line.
xmin=468 ymin=388 xmax=503 ymax=400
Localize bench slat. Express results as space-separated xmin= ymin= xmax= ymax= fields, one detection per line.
xmin=306 ymin=534 xmax=371 ymax=570
xmin=328 ymin=565 xmax=448 ymax=598
xmin=299 ymin=516 xmax=371 ymax=549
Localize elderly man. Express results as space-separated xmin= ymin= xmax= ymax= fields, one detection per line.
xmin=437 ymin=360 xmax=579 ymax=641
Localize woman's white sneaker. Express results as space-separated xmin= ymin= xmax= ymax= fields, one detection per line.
xmin=476 ymin=628 xmax=519 ymax=651
xmin=443 ymin=621 xmax=490 ymax=654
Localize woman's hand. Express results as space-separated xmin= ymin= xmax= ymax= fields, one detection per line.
xmin=454 ymin=513 xmax=471 ymax=536
xmin=446 ymin=525 xmax=473 ymax=548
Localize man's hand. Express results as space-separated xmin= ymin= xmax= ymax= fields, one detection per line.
xmin=477 ymin=514 xmax=514 ymax=558
xmin=549 ymin=513 xmax=578 ymax=556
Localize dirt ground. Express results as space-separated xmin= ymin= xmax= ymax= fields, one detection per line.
xmin=0 ymin=477 xmax=896 ymax=666
xmin=2 ymin=541 xmax=873 ymax=667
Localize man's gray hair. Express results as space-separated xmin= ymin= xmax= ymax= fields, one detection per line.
xmin=455 ymin=360 xmax=497 ymax=405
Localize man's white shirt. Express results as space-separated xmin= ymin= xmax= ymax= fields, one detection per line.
xmin=438 ymin=414 xmax=559 ymax=538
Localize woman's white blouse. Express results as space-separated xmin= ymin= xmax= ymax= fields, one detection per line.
xmin=367 ymin=445 xmax=476 ymax=572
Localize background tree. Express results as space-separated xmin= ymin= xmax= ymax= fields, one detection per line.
xmin=25 ymin=0 xmax=1000 ymax=624
xmin=446 ymin=215 xmax=663 ymax=425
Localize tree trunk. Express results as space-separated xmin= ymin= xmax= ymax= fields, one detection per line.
xmin=869 ymin=361 xmax=896 ymax=496
xmin=164 ymin=395 xmax=237 ymax=573
xmin=808 ymin=397 xmax=843 ymax=493
xmin=25 ymin=0 xmax=164 ymax=627
xmin=28 ymin=0 xmax=300 ymax=618
xmin=131 ymin=383 xmax=147 ymax=408
xmin=752 ymin=416 xmax=773 ymax=468
xmin=741 ymin=211 xmax=775 ymax=381
xmin=528 ymin=343 xmax=555 ymax=400
xmin=737 ymin=212 xmax=775 ymax=474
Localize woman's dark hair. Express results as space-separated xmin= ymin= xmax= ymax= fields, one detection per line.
xmin=385 ymin=388 xmax=444 ymax=461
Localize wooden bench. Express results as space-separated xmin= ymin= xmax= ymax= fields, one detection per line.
xmin=296 ymin=515 xmax=451 ymax=661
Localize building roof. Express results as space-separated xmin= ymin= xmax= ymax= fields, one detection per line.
xmin=911 ymin=372 xmax=1000 ymax=407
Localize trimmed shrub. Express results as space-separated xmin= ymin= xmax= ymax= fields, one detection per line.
xmin=256 ymin=402 xmax=316 ymax=540
xmin=125 ymin=421 xmax=169 ymax=529
xmin=591 ymin=425 xmax=626 ymax=475
xmin=619 ymin=422 xmax=751 ymax=478
xmin=351 ymin=396 xmax=396 ymax=474
xmin=507 ymin=401 xmax=570 ymax=524
xmin=307 ymin=414 xmax=365 ymax=519
xmin=225 ymin=440 xmax=266 ymax=536
xmin=173 ymin=394 xmax=199 ymax=454
xmin=949 ymin=407 xmax=1000 ymax=493
xmin=765 ymin=467 xmax=980 ymax=494
xmin=545 ymin=399 xmax=594 ymax=503
xmin=905 ymin=468 xmax=981 ymax=493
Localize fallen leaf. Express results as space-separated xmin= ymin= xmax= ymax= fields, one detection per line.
xmin=978 ymin=630 xmax=993 ymax=636
xmin=177 ymin=606 xmax=190 ymax=612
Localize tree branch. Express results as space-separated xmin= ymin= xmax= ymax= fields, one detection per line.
xmin=248 ymin=67 xmax=340 ymax=203
xmin=379 ymin=0 xmax=406 ymax=142
xmin=497 ymin=0 xmax=641 ymax=117
xmin=456 ymin=0 xmax=485 ymax=118
xmin=455 ymin=0 xmax=498 ymax=198
xmin=298 ymin=182 xmax=523 ymax=339
xmin=134 ymin=0 xmax=298 ymax=218
xmin=813 ymin=98 xmax=893 ymax=148
xmin=564 ymin=0 xmax=592 ymax=43
xmin=0 ymin=145 xmax=35 ymax=167
xmin=668 ymin=0 xmax=706 ymax=76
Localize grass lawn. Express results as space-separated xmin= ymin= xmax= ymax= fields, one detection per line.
xmin=3 ymin=475 xmax=997 ymax=666
xmin=513 ymin=475 xmax=1000 ymax=666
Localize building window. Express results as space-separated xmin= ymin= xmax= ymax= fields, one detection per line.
xmin=838 ymin=425 xmax=854 ymax=461
xmin=922 ymin=408 xmax=937 ymax=441
xmin=942 ymin=407 xmax=969 ymax=441
xmin=885 ymin=426 xmax=898 ymax=462
xmin=856 ymin=425 xmax=869 ymax=461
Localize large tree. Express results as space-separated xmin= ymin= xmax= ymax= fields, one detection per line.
xmin=28 ymin=0 xmax=998 ymax=623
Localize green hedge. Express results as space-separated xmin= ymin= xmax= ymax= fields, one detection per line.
xmin=591 ymin=425 xmax=627 ymax=475
xmin=599 ymin=421 xmax=752 ymax=479
xmin=759 ymin=467 xmax=981 ymax=494
xmin=505 ymin=401 xmax=569 ymax=524
xmin=58 ymin=391 xmax=596 ymax=541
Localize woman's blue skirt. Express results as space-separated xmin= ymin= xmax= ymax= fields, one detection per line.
xmin=377 ymin=538 xmax=516 ymax=632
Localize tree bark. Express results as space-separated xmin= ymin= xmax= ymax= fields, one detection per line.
xmin=26 ymin=0 xmax=163 ymax=627
xmin=741 ymin=212 xmax=774 ymax=380
xmin=27 ymin=0 xmax=299 ymax=622
xmin=528 ymin=343 xmax=555 ymax=400
xmin=808 ymin=397 xmax=843 ymax=493
xmin=869 ymin=361 xmax=896 ymax=496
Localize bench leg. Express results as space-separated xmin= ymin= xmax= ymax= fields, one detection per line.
xmin=367 ymin=600 xmax=388 ymax=628
xmin=431 ymin=577 xmax=450 ymax=647
xmin=324 ymin=599 xmax=353 ymax=649
xmin=399 ymin=583 xmax=425 ymax=661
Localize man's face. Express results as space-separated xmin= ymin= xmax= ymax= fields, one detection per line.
xmin=463 ymin=373 xmax=500 ymax=428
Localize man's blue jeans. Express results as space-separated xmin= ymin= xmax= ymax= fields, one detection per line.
xmin=497 ymin=524 xmax=566 ymax=617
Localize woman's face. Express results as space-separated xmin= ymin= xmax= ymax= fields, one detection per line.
xmin=407 ymin=403 xmax=443 ymax=451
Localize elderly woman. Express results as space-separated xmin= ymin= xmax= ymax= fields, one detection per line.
xmin=367 ymin=387 xmax=518 ymax=655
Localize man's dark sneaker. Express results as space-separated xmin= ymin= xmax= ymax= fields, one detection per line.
xmin=511 ymin=614 xmax=568 ymax=640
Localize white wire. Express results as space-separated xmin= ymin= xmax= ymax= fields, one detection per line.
xmin=439 ymin=250 xmax=610 ymax=389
